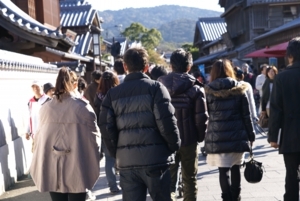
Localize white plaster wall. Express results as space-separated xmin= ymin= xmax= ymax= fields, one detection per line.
xmin=0 ymin=70 xmax=57 ymax=195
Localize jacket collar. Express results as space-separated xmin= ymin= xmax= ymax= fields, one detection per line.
xmin=124 ymin=72 xmax=150 ymax=82
xmin=286 ymin=61 xmax=300 ymax=70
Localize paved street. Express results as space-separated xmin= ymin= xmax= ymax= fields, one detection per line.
xmin=0 ymin=133 xmax=286 ymax=201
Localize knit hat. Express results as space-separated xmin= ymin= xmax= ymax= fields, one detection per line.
xmin=43 ymin=83 xmax=55 ymax=94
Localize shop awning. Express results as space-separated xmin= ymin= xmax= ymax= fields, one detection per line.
xmin=244 ymin=47 xmax=284 ymax=58
xmin=265 ymin=42 xmax=288 ymax=55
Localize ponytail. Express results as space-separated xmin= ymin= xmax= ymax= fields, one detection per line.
xmin=54 ymin=67 xmax=78 ymax=101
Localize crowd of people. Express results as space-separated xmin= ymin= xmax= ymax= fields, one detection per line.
xmin=25 ymin=37 xmax=300 ymax=201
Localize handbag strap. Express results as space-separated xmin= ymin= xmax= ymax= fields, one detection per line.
xmin=249 ymin=146 xmax=253 ymax=158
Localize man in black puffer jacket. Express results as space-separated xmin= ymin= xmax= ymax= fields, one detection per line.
xmin=158 ymin=49 xmax=208 ymax=201
xmin=99 ymin=47 xmax=181 ymax=201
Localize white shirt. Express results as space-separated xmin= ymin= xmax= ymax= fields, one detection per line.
xmin=255 ymin=74 xmax=266 ymax=97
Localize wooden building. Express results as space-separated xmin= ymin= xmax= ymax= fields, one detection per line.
xmin=218 ymin=0 xmax=300 ymax=69
xmin=193 ymin=17 xmax=227 ymax=69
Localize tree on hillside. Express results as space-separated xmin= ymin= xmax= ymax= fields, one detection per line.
xmin=122 ymin=23 xmax=162 ymax=50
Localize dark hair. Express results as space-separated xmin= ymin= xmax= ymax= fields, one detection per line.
xmin=210 ymin=59 xmax=236 ymax=82
xmin=97 ymin=71 xmax=119 ymax=95
xmin=77 ymin=77 xmax=87 ymax=94
xmin=123 ymin=47 xmax=148 ymax=72
xmin=266 ymin=66 xmax=278 ymax=79
xmin=287 ymin=37 xmax=300 ymax=63
xmin=170 ymin=48 xmax=192 ymax=73
xmin=234 ymin=66 xmax=244 ymax=81
xmin=92 ymin=70 xmax=102 ymax=81
xmin=192 ymin=71 xmax=206 ymax=84
xmin=150 ymin=65 xmax=168 ymax=80
xmin=54 ymin=67 xmax=78 ymax=101
xmin=113 ymin=58 xmax=125 ymax=75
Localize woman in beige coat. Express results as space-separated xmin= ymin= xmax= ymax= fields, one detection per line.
xmin=30 ymin=67 xmax=101 ymax=201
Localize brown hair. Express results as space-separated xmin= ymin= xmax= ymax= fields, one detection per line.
xmin=123 ymin=47 xmax=148 ymax=72
xmin=54 ymin=67 xmax=78 ymax=101
xmin=210 ymin=59 xmax=236 ymax=82
xmin=266 ymin=66 xmax=278 ymax=79
xmin=97 ymin=71 xmax=119 ymax=95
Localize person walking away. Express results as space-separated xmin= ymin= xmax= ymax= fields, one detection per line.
xmin=94 ymin=71 xmax=121 ymax=194
xmin=204 ymin=59 xmax=255 ymax=201
xmin=30 ymin=67 xmax=100 ymax=201
xmin=113 ymin=58 xmax=126 ymax=83
xmin=99 ymin=47 xmax=181 ymax=201
xmin=234 ymin=67 xmax=258 ymax=122
xmin=150 ymin=65 xmax=168 ymax=80
xmin=261 ymin=66 xmax=278 ymax=117
xmin=77 ymin=77 xmax=88 ymax=98
xmin=268 ymin=37 xmax=300 ymax=201
xmin=158 ymin=49 xmax=208 ymax=201
xmin=38 ymin=82 xmax=55 ymax=105
xmin=242 ymin=63 xmax=256 ymax=90
xmin=84 ymin=70 xmax=102 ymax=113
xmin=255 ymin=64 xmax=268 ymax=113
xmin=25 ymin=80 xmax=43 ymax=141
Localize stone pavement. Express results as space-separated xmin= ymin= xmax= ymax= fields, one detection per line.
xmin=0 ymin=133 xmax=286 ymax=201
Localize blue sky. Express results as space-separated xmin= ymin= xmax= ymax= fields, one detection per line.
xmin=91 ymin=0 xmax=224 ymax=12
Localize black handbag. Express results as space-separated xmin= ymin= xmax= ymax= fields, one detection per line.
xmin=243 ymin=148 xmax=264 ymax=183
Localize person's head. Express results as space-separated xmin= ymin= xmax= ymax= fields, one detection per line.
xmin=210 ymin=59 xmax=236 ymax=82
xmin=192 ymin=71 xmax=205 ymax=83
xmin=260 ymin=64 xmax=269 ymax=75
xmin=77 ymin=77 xmax=87 ymax=95
xmin=43 ymin=83 xmax=55 ymax=98
xmin=97 ymin=71 xmax=119 ymax=95
xmin=266 ymin=66 xmax=278 ymax=80
xmin=286 ymin=37 xmax=300 ymax=64
xmin=92 ymin=70 xmax=102 ymax=83
xmin=170 ymin=48 xmax=193 ymax=73
xmin=233 ymin=66 xmax=244 ymax=81
xmin=54 ymin=67 xmax=78 ymax=101
xmin=31 ymin=81 xmax=42 ymax=98
xmin=150 ymin=65 xmax=168 ymax=80
xmin=242 ymin=63 xmax=249 ymax=73
xmin=113 ymin=58 xmax=125 ymax=75
xmin=123 ymin=47 xmax=149 ymax=73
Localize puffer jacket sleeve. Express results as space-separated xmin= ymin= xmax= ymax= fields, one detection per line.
xmin=98 ymin=92 xmax=118 ymax=158
xmin=241 ymin=94 xmax=255 ymax=142
xmin=194 ymin=86 xmax=209 ymax=142
xmin=153 ymin=83 xmax=181 ymax=152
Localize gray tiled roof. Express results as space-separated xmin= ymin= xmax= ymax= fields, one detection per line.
xmin=0 ymin=0 xmax=75 ymax=46
xmin=60 ymin=0 xmax=89 ymax=7
xmin=196 ymin=17 xmax=227 ymax=42
xmin=254 ymin=17 xmax=300 ymax=41
xmin=71 ymin=32 xmax=92 ymax=55
xmin=60 ymin=4 xmax=97 ymax=27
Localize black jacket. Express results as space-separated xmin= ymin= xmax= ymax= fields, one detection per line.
xmin=204 ymin=78 xmax=255 ymax=153
xmin=268 ymin=62 xmax=300 ymax=154
xmin=99 ymin=72 xmax=181 ymax=169
xmin=158 ymin=72 xmax=208 ymax=146
xmin=261 ymin=78 xmax=273 ymax=111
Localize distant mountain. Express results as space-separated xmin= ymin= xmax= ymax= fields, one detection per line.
xmin=98 ymin=5 xmax=222 ymax=43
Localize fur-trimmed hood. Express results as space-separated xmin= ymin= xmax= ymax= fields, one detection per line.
xmin=205 ymin=78 xmax=248 ymax=98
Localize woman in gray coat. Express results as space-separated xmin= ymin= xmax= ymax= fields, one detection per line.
xmin=30 ymin=67 xmax=101 ymax=201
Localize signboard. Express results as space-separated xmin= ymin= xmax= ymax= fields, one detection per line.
xmin=269 ymin=57 xmax=278 ymax=67
xmin=198 ymin=64 xmax=205 ymax=75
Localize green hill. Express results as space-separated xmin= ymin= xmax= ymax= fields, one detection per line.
xmin=98 ymin=5 xmax=222 ymax=43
